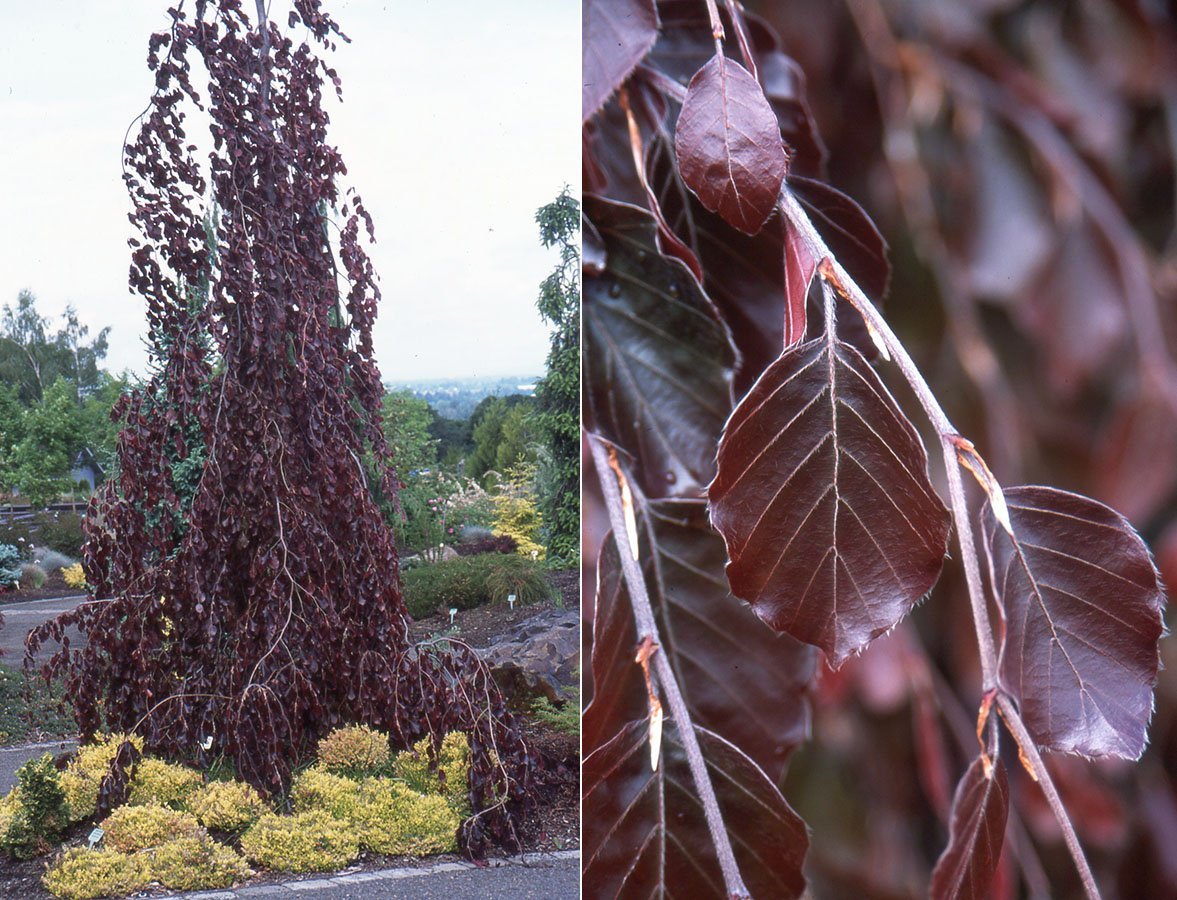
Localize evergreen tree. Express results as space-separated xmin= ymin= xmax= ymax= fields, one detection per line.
xmin=533 ymin=189 xmax=580 ymax=566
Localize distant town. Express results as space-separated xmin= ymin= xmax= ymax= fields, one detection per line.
xmin=386 ymin=375 xmax=540 ymax=421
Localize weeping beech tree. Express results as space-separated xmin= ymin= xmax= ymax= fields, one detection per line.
xmin=28 ymin=0 xmax=534 ymax=849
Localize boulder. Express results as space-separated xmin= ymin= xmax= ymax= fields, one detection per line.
xmin=478 ymin=608 xmax=579 ymax=703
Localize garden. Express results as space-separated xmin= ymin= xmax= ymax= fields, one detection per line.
xmin=0 ymin=0 xmax=580 ymax=895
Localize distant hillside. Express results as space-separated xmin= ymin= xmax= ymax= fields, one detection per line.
xmin=385 ymin=375 xmax=539 ymax=421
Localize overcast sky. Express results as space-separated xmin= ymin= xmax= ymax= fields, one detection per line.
xmin=0 ymin=1 xmax=579 ymax=381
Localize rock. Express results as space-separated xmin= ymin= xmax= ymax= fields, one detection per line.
xmin=478 ymin=608 xmax=579 ymax=703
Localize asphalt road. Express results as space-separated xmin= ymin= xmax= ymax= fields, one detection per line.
xmin=174 ymin=854 xmax=581 ymax=898
xmin=0 ymin=595 xmax=87 ymax=661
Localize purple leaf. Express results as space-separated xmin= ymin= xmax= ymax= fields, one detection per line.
xmin=675 ymin=54 xmax=787 ymax=235
xmin=983 ymin=486 xmax=1166 ymax=759
xmin=584 ymin=195 xmax=736 ymax=499
xmin=709 ymin=337 xmax=950 ymax=666
xmin=583 ymin=0 xmax=660 ymax=122
xmin=583 ymin=719 xmax=808 ymax=898
xmin=930 ymin=757 xmax=1009 ymax=900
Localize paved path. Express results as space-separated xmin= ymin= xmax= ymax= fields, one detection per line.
xmin=0 ymin=595 xmax=88 ymax=661
xmin=175 ymin=853 xmax=580 ymax=899
xmin=0 ymin=740 xmax=78 ymax=792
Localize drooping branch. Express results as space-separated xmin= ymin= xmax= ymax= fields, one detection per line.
xmin=778 ymin=185 xmax=1100 ymax=899
xmin=587 ymin=434 xmax=752 ymax=900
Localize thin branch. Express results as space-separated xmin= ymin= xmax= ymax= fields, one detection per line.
xmin=587 ymin=433 xmax=751 ymax=900
xmin=781 ymin=185 xmax=1102 ymax=898
xmin=843 ymin=0 xmax=1025 ymax=481
xmin=781 ymin=188 xmax=998 ymax=689
xmin=997 ymin=693 xmax=1100 ymax=900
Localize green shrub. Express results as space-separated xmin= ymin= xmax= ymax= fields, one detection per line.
xmin=316 ymin=724 xmax=391 ymax=777
xmin=148 ymin=834 xmax=251 ymax=890
xmin=0 ymin=790 xmax=20 ymax=841
xmin=42 ymin=848 xmax=151 ymax=900
xmin=240 ymin=810 xmax=359 ymax=873
xmin=61 ymin=734 xmax=145 ymax=821
xmin=37 ymin=513 xmax=86 ymax=557
xmin=100 ymin=802 xmax=201 ymax=853
xmin=1 ymin=754 xmax=70 ymax=858
xmin=19 ymin=562 xmax=47 ymax=590
xmin=127 ymin=758 xmax=202 ymax=809
xmin=483 ymin=554 xmax=551 ymax=605
xmin=290 ymin=768 xmax=362 ymax=820
xmin=189 ymin=780 xmax=266 ymax=833
xmin=392 ymin=732 xmax=470 ymax=813
xmin=530 ymin=685 xmax=580 ymax=736
xmin=0 ymin=543 xmax=20 ymax=589
xmin=354 ymin=779 xmax=459 ymax=856
xmin=402 ymin=554 xmax=551 ymax=618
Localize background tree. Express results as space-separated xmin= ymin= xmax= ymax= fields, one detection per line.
xmin=31 ymin=0 xmax=533 ymax=848
xmin=533 ymin=189 xmax=580 ymax=566
xmin=0 ymin=292 xmax=110 ymax=405
xmin=0 ymin=385 xmax=25 ymax=495
xmin=12 ymin=380 xmax=80 ymax=508
xmin=466 ymin=394 xmax=534 ymax=484
xmin=381 ymin=390 xmax=438 ymax=476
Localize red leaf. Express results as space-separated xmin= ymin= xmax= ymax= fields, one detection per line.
xmin=583 ymin=719 xmax=808 ymax=898
xmin=930 ymin=757 xmax=1010 ymax=900
xmin=783 ymin=215 xmax=816 ymax=348
xmin=583 ymin=0 xmax=660 ymax=122
xmin=983 ymin=486 xmax=1165 ymax=758
xmin=709 ymin=337 xmax=949 ymax=666
xmin=675 ymin=54 xmax=787 ymax=235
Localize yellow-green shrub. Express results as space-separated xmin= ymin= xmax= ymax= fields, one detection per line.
xmin=42 ymin=848 xmax=150 ymax=900
xmin=392 ymin=732 xmax=470 ymax=811
xmin=316 ymin=724 xmax=391 ymax=776
xmin=2 ymin=754 xmax=70 ymax=858
xmin=354 ymin=779 xmax=459 ymax=856
xmin=240 ymin=810 xmax=359 ymax=873
xmin=61 ymin=563 xmax=86 ymax=590
xmin=148 ymin=835 xmax=251 ymax=891
xmin=291 ymin=768 xmax=362 ymax=819
xmin=60 ymin=734 xmax=144 ymax=822
xmin=0 ymin=789 xmax=19 ymax=840
xmin=491 ymin=493 xmax=545 ymax=559
xmin=100 ymin=802 xmax=200 ymax=853
xmin=190 ymin=780 xmax=266 ymax=833
xmin=127 ymin=758 xmax=202 ymax=809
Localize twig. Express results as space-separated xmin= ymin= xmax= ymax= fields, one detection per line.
xmin=781 ymin=189 xmax=998 ymax=689
xmin=587 ymin=434 xmax=751 ymax=899
xmin=998 ymin=694 xmax=1100 ymax=900
xmin=780 ymin=185 xmax=1101 ymax=898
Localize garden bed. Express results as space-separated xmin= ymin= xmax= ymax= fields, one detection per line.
xmin=0 ymin=717 xmax=579 ymax=899
xmin=0 ymin=572 xmax=81 ymax=606
xmin=0 ymin=569 xmax=580 ymax=898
